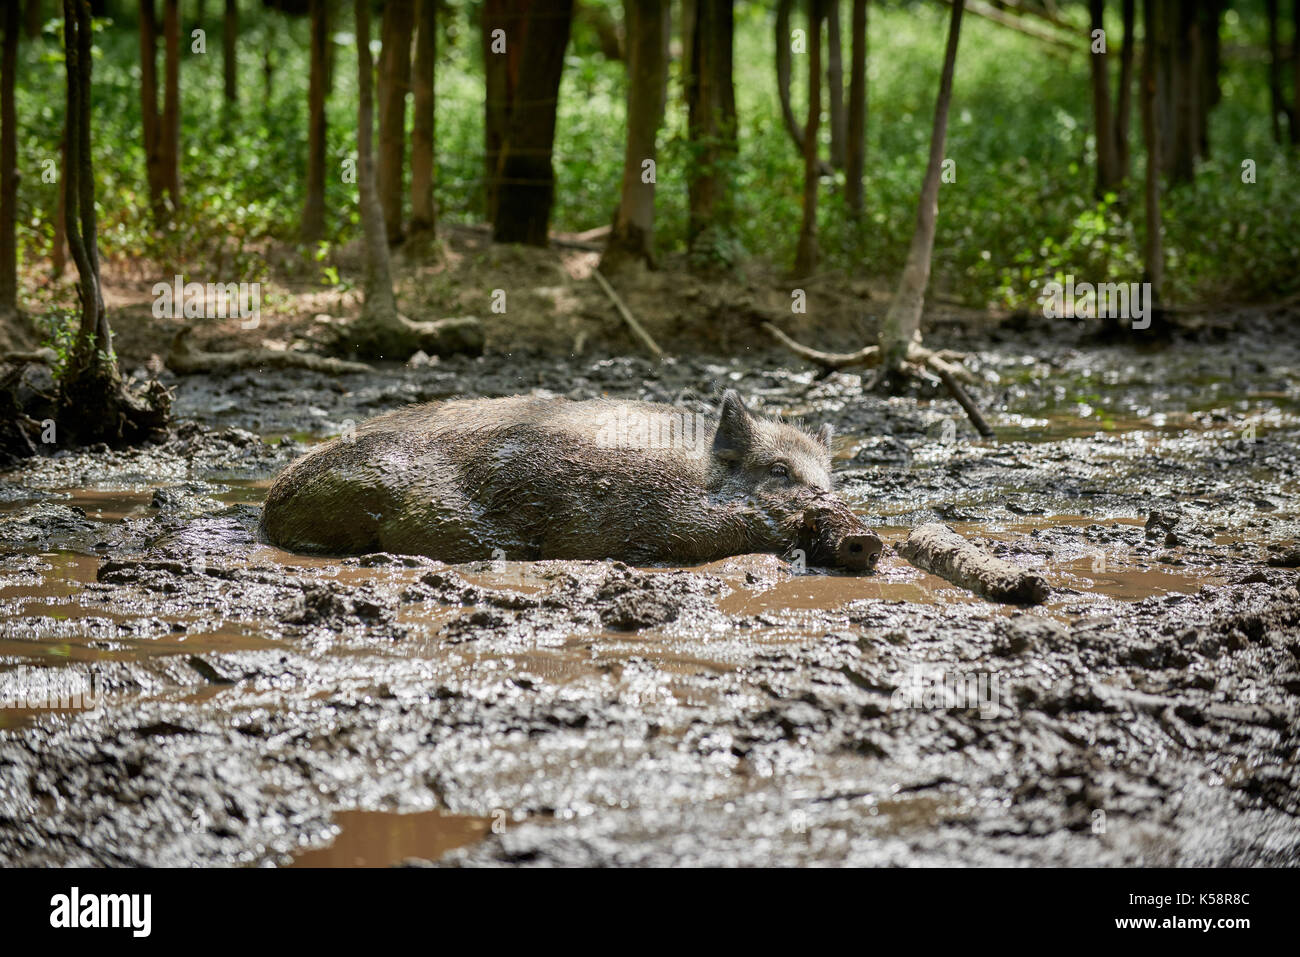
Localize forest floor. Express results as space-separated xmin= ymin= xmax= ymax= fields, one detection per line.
xmin=1 ymin=237 xmax=1298 ymax=866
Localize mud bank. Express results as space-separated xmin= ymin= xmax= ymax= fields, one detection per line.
xmin=1 ymin=323 xmax=1298 ymax=866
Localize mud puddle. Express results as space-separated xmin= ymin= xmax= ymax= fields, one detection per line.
xmin=290 ymin=809 xmax=496 ymax=868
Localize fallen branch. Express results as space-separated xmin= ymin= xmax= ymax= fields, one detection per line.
xmin=762 ymin=323 xmax=995 ymax=436
xmin=938 ymin=0 xmax=1077 ymax=55
xmin=898 ymin=523 xmax=1049 ymax=604
xmin=762 ymin=322 xmax=879 ymax=369
xmin=592 ymin=268 xmax=665 ymax=360
xmin=167 ymin=330 xmax=374 ymax=375
xmin=1 ymin=347 xmax=59 ymax=365
xmin=928 ymin=359 xmax=995 ymax=438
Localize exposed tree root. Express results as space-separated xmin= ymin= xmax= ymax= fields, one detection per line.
xmin=167 ymin=329 xmax=374 ymax=375
xmin=897 ymin=523 xmax=1050 ymax=605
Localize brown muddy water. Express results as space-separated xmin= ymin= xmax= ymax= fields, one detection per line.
xmin=1 ymin=338 xmax=1299 ymax=866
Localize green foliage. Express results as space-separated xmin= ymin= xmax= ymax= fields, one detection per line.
xmin=10 ymin=0 xmax=1297 ymax=313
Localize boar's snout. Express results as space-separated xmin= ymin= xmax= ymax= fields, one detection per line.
xmin=835 ymin=529 xmax=884 ymax=571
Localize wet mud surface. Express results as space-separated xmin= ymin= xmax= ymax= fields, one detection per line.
xmin=2 ymin=320 xmax=1299 ymax=866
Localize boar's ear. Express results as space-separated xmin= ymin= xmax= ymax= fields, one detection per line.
xmin=815 ymin=423 xmax=834 ymax=451
xmin=713 ymin=389 xmax=757 ymax=463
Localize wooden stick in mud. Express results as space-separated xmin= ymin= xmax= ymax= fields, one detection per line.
xmin=592 ymin=268 xmax=665 ymax=360
xmin=897 ymin=523 xmax=1049 ymax=604
xmin=761 ymin=321 xmax=880 ymax=370
xmin=927 ymin=358 xmax=995 ymax=438
xmin=166 ymin=330 xmax=374 ymax=375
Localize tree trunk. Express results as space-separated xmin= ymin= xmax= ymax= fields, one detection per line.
xmin=793 ymin=0 xmax=822 ymax=278
xmin=0 ymin=0 xmax=19 ymax=318
xmin=223 ymin=0 xmax=237 ymax=104
xmin=483 ymin=0 xmax=526 ymax=221
xmin=301 ymin=0 xmax=331 ymax=243
xmin=775 ymin=0 xmax=804 ymax=154
xmin=378 ymin=0 xmax=414 ymax=245
xmin=877 ymin=0 xmax=963 ymax=375
xmin=52 ymin=123 xmax=67 ymax=278
xmin=845 ymin=0 xmax=866 ymax=217
xmin=1169 ymin=0 xmax=1199 ymax=185
xmin=1140 ymin=0 xmax=1162 ymax=310
xmin=1089 ymin=0 xmax=1120 ymax=196
xmin=139 ymin=0 xmax=166 ymax=220
xmin=355 ymin=0 xmax=398 ymax=328
xmin=1113 ymin=0 xmax=1134 ymax=180
xmin=160 ymin=0 xmax=180 ymax=207
xmin=409 ymin=0 xmax=437 ymax=236
xmin=25 ymin=0 xmax=43 ymax=39
xmin=58 ymin=0 xmax=169 ymax=447
xmin=1266 ymin=0 xmax=1283 ymax=144
xmin=684 ymin=0 xmax=735 ymax=250
xmin=1292 ymin=0 xmax=1299 ymax=146
xmin=492 ymin=0 xmax=574 ymax=246
xmin=825 ymin=0 xmax=845 ymax=170
xmin=601 ymin=0 xmax=669 ymax=274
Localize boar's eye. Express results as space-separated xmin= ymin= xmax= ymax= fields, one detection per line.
xmin=768 ymin=462 xmax=791 ymax=479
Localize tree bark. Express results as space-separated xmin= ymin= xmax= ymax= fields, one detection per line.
xmin=1169 ymin=0 xmax=1199 ymax=185
xmin=25 ymin=0 xmax=43 ymax=39
xmin=224 ymin=0 xmax=238 ymax=104
xmin=793 ymin=0 xmax=823 ymax=279
xmin=483 ymin=0 xmax=526 ymax=221
xmin=1140 ymin=0 xmax=1163 ymax=309
xmin=59 ymin=0 xmax=169 ymax=447
xmin=684 ymin=0 xmax=735 ymax=250
xmin=139 ymin=0 xmax=166 ymax=220
xmin=877 ymin=0 xmax=963 ymax=374
xmin=355 ymin=0 xmax=398 ymax=327
xmin=1089 ymin=0 xmax=1120 ymax=196
xmin=301 ymin=0 xmax=331 ymax=243
xmin=492 ymin=0 xmax=574 ymax=246
xmin=409 ymin=0 xmax=437 ymax=236
xmin=825 ymin=0 xmax=845 ymax=169
xmin=378 ymin=0 xmax=414 ymax=245
xmin=160 ymin=0 xmax=181 ymax=208
xmin=600 ymin=0 xmax=669 ymax=274
xmin=845 ymin=0 xmax=866 ymax=217
xmin=0 ymin=0 xmax=19 ymax=317
xmin=1113 ymin=0 xmax=1134 ymax=180
xmin=1266 ymin=0 xmax=1283 ymax=144
xmin=775 ymin=0 xmax=805 ymax=154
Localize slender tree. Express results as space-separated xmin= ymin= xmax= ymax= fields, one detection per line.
xmin=684 ymin=0 xmax=735 ymax=251
xmin=1266 ymin=0 xmax=1285 ymax=144
xmin=492 ymin=0 xmax=574 ymax=245
xmin=601 ymin=0 xmax=669 ymax=274
xmin=378 ymin=0 xmax=414 ymax=245
xmin=355 ymin=0 xmax=399 ymax=330
xmin=0 ymin=0 xmax=19 ymax=318
xmin=845 ymin=0 xmax=867 ymax=217
xmin=58 ymin=0 xmax=169 ymax=445
xmin=1139 ymin=0 xmax=1163 ymax=311
xmin=224 ymin=0 xmax=238 ymax=105
xmin=793 ymin=0 xmax=823 ymax=278
xmin=25 ymin=0 xmax=44 ymax=39
xmin=1114 ymin=0 xmax=1134 ymax=179
xmin=161 ymin=0 xmax=180 ymax=203
xmin=1089 ymin=0 xmax=1121 ymax=195
xmin=876 ymin=0 xmax=963 ymax=377
xmin=409 ymin=0 xmax=437 ymax=237
xmin=825 ymin=0 xmax=845 ymax=170
xmin=139 ymin=0 xmax=165 ymax=219
xmin=301 ymin=0 xmax=331 ymax=243
xmin=483 ymin=0 xmax=526 ymax=221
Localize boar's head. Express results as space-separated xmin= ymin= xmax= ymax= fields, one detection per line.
xmin=709 ymin=390 xmax=882 ymax=571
